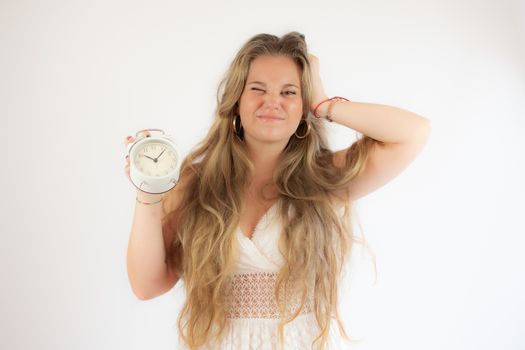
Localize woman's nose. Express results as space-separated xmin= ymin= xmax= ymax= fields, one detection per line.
xmin=263 ymin=92 xmax=281 ymax=109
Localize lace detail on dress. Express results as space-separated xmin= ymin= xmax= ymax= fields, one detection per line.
xmin=226 ymin=272 xmax=314 ymax=319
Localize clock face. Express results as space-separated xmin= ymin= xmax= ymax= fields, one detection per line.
xmin=133 ymin=141 xmax=178 ymax=177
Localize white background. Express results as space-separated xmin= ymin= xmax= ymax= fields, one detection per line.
xmin=1 ymin=0 xmax=524 ymax=349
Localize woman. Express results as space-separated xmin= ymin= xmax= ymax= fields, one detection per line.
xmin=124 ymin=31 xmax=431 ymax=350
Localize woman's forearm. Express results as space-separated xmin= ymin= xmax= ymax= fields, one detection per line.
xmin=126 ymin=191 xmax=170 ymax=300
xmin=317 ymin=100 xmax=431 ymax=143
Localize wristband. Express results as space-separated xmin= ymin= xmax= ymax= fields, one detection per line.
xmin=313 ymin=96 xmax=350 ymax=121
xmin=136 ymin=196 xmax=163 ymax=205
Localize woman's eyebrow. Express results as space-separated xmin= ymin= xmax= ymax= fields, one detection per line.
xmin=247 ymin=81 xmax=299 ymax=88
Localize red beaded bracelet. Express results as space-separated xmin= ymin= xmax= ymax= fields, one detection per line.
xmin=313 ymin=96 xmax=350 ymax=122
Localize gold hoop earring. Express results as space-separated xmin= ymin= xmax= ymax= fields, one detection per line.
xmin=232 ymin=115 xmax=243 ymax=140
xmin=294 ymin=119 xmax=310 ymax=139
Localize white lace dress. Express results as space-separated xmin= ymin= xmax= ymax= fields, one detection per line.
xmin=178 ymin=201 xmax=351 ymax=350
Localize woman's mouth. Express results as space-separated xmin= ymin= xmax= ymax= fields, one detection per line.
xmin=257 ymin=115 xmax=284 ymax=121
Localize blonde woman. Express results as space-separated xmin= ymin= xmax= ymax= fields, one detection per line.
xmin=124 ymin=31 xmax=431 ymax=350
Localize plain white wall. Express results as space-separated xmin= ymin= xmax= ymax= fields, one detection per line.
xmin=1 ymin=0 xmax=524 ymax=349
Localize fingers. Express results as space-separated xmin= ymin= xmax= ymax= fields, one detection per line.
xmin=124 ymin=158 xmax=130 ymax=177
xmin=124 ymin=130 xmax=151 ymax=181
xmin=124 ymin=135 xmax=133 ymax=146
xmin=123 ymin=148 xmax=130 ymax=174
xmin=124 ymin=130 xmax=151 ymax=147
xmin=124 ymin=135 xmax=133 ymax=179
xmin=124 ymin=130 xmax=151 ymax=180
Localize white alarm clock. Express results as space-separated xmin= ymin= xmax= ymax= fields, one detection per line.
xmin=127 ymin=128 xmax=181 ymax=194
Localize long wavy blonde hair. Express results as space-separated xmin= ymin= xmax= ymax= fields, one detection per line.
xmin=161 ymin=31 xmax=380 ymax=349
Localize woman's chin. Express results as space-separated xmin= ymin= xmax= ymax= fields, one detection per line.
xmin=244 ymin=132 xmax=292 ymax=145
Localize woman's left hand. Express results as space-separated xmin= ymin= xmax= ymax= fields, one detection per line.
xmin=307 ymin=54 xmax=329 ymax=115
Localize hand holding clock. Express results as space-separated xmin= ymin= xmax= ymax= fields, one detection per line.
xmin=123 ymin=128 xmax=180 ymax=195
xmin=124 ymin=130 xmax=151 ymax=189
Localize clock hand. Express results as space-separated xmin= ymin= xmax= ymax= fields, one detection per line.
xmin=144 ymin=155 xmax=156 ymax=161
xmin=154 ymin=148 xmax=166 ymax=161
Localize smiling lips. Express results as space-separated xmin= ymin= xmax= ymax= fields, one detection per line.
xmin=257 ymin=115 xmax=284 ymax=120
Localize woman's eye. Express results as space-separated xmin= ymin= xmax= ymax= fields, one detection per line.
xmin=250 ymin=87 xmax=296 ymax=95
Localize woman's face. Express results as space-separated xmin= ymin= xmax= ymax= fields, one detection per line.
xmin=238 ymin=55 xmax=303 ymax=145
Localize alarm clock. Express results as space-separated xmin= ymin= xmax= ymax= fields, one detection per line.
xmin=127 ymin=128 xmax=181 ymax=194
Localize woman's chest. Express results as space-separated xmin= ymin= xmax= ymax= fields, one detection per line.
xmin=238 ymin=199 xmax=277 ymax=239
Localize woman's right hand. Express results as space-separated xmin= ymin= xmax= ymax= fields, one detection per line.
xmin=124 ymin=130 xmax=153 ymax=182
xmin=123 ymin=135 xmax=134 ymax=183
